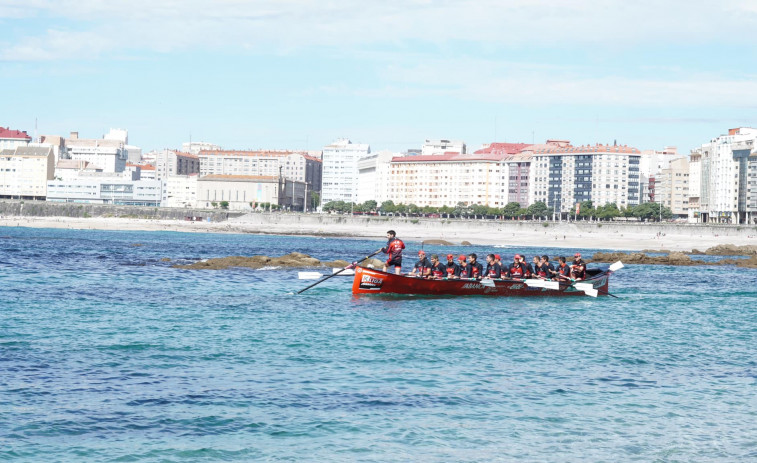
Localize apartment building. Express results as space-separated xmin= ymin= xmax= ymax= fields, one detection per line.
xmin=0 ymin=127 xmax=32 ymax=151
xmin=198 ymin=150 xmax=322 ymax=193
xmin=164 ymin=174 xmax=199 ymax=208
xmin=197 ymin=175 xmax=306 ymax=211
xmin=154 ymin=149 xmax=200 ymax=180
xmin=47 ymin=172 xmax=163 ymax=206
xmin=421 ymin=139 xmax=466 ymax=156
xmin=356 ymin=150 xmax=397 ymax=205
xmin=0 ymin=146 xmax=55 ymax=199
xmin=321 ymin=139 xmax=370 ymax=205
xmin=66 ymin=132 xmax=127 ymax=173
xmin=530 ymin=143 xmax=641 ymax=215
xmin=655 ymin=157 xmax=690 ymax=218
xmin=688 ymin=127 xmax=756 ymax=224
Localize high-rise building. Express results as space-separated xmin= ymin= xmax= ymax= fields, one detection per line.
xmin=154 ymin=149 xmax=200 ymax=180
xmin=356 ymin=151 xmax=398 ymax=205
xmin=688 ymin=127 xmax=756 ymax=224
xmin=321 ymin=139 xmax=370 ymax=205
xmin=655 ymin=157 xmax=690 ymax=218
xmin=530 ymin=143 xmax=641 ymax=215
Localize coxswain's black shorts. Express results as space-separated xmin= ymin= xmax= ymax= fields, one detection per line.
xmin=386 ymin=257 xmax=402 ymax=267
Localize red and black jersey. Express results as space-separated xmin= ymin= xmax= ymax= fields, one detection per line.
xmin=445 ymin=262 xmax=460 ymax=277
xmin=508 ymin=262 xmax=526 ymax=278
xmin=430 ymin=262 xmax=446 ymax=279
xmin=469 ymin=261 xmax=484 ymax=278
xmin=557 ymin=263 xmax=571 ymax=277
xmin=485 ymin=263 xmax=502 ymax=278
xmin=382 ymin=238 xmax=405 ymax=261
xmin=413 ymin=258 xmax=431 ymax=276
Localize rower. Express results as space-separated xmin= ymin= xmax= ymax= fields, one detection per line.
xmin=521 ymin=255 xmax=535 ymax=278
xmin=428 ymin=254 xmax=446 ymax=279
xmin=381 ymin=229 xmax=405 ymax=275
xmin=506 ymin=254 xmax=527 ymax=279
xmin=553 ymin=256 xmax=572 ymax=281
xmin=494 ymin=254 xmax=503 ymax=269
xmin=445 ymin=253 xmax=460 ymax=279
xmin=570 ymin=252 xmax=587 ymax=281
xmin=531 ymin=256 xmax=541 ymax=278
xmin=538 ymin=255 xmax=555 ymax=279
xmin=467 ymin=253 xmax=484 ymax=279
xmin=409 ymin=250 xmax=431 ymax=277
xmin=458 ymin=255 xmax=470 ymax=278
xmin=484 ymin=253 xmax=502 ymax=279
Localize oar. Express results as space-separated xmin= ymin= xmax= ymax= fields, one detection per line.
xmin=297 ymin=249 xmax=382 ymax=294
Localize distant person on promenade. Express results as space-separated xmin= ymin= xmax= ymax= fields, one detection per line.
xmin=409 ymin=250 xmax=431 ymax=277
xmin=445 ymin=254 xmax=460 ymax=279
xmin=381 ymin=230 xmax=405 ymax=274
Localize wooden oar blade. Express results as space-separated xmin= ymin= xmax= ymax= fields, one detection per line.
xmin=298 ymin=271 xmax=324 ymax=280
xmin=609 ymin=261 xmax=624 ymax=272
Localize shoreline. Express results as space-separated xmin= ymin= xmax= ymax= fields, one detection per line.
xmin=2 ymin=214 xmax=756 ymax=252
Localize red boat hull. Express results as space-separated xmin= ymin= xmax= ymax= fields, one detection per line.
xmin=352 ymin=267 xmax=611 ymax=296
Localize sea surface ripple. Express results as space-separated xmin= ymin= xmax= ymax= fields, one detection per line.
xmin=1 ymin=227 xmax=756 ymax=462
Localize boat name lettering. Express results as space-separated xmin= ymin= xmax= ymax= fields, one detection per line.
xmin=358 ymin=274 xmax=384 ymax=290
xmin=462 ymin=283 xmax=485 ymax=289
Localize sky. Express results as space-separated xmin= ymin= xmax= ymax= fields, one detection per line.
xmin=1 ymin=0 xmax=756 ymax=154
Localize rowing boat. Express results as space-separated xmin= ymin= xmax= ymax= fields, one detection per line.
xmin=351 ymin=263 xmax=620 ymax=297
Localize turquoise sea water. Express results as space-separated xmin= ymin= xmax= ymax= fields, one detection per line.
xmin=1 ymin=226 xmax=756 ymax=462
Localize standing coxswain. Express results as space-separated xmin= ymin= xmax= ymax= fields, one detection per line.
xmin=381 ymin=230 xmax=405 ymax=275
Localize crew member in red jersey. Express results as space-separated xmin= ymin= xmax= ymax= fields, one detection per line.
xmin=494 ymin=254 xmax=503 ymax=268
xmin=553 ymin=256 xmax=572 ymax=281
xmin=444 ymin=254 xmax=460 ymax=279
xmin=570 ymin=252 xmax=586 ymax=281
xmin=483 ymin=254 xmax=502 ymax=279
xmin=506 ymin=254 xmax=527 ymax=279
xmin=457 ymin=255 xmax=470 ymax=278
xmin=467 ymin=253 xmax=484 ymax=279
xmin=538 ymin=255 xmax=555 ymax=279
xmin=428 ymin=254 xmax=446 ymax=279
xmin=381 ymin=230 xmax=405 ymax=275
xmin=409 ymin=250 xmax=431 ymax=277
xmin=520 ymin=255 xmax=535 ymax=278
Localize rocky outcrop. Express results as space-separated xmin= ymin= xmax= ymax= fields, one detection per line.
xmin=175 ymin=252 xmax=342 ymax=270
xmin=461 ymin=241 xmax=472 ymax=246
xmin=690 ymin=244 xmax=757 ymax=256
xmin=422 ymin=239 xmax=455 ymax=245
xmin=590 ymin=251 xmax=757 ymax=268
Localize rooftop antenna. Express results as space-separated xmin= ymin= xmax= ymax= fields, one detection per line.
xmin=34 ymin=117 xmax=38 ymax=142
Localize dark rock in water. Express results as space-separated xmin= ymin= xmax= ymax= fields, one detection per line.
xmin=174 ymin=252 xmax=325 ymax=270
xmin=591 ymin=251 xmax=757 ymax=268
xmin=130 ymin=243 xmax=144 ymax=247
xmin=422 ymin=239 xmax=454 ymax=245
xmin=160 ymin=257 xmax=171 ymax=262
xmin=323 ymin=259 xmax=350 ymax=268
xmin=461 ymin=241 xmax=472 ymax=246
xmin=701 ymin=244 xmax=757 ymax=256
xmin=359 ymin=257 xmax=384 ymax=268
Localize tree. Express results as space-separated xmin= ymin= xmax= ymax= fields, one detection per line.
xmin=380 ymin=200 xmax=396 ymax=214
xmin=596 ymin=202 xmax=620 ymax=221
xmin=577 ymin=200 xmax=595 ymax=220
xmin=219 ymin=201 xmax=229 ymax=210
xmin=309 ymin=192 xmax=320 ymax=211
xmin=527 ymin=201 xmax=550 ymax=220
xmin=363 ymin=200 xmax=377 ymax=212
xmin=210 ymin=201 xmax=218 ymax=208
xmin=503 ymin=202 xmax=521 ymax=218
xmin=471 ymin=204 xmax=489 ymax=217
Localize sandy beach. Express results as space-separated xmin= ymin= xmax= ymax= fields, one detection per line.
xmin=2 ymin=213 xmax=756 ymax=252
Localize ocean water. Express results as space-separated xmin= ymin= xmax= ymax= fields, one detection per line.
xmin=1 ymin=226 xmax=756 ymax=462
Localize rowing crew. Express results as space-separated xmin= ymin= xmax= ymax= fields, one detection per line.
xmin=404 ymin=251 xmax=586 ymax=281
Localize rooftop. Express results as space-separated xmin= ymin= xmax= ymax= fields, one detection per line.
xmin=473 ymin=142 xmax=532 ymax=155
xmin=534 ymin=143 xmax=640 ymax=155
xmin=0 ymin=127 xmax=32 ymax=140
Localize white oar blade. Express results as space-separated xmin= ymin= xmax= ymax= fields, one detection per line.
xmin=480 ymin=279 xmax=496 ymax=287
xmin=525 ymin=279 xmax=546 ymax=288
xmin=298 ymin=272 xmax=324 ymax=280
xmin=333 ymin=268 xmax=355 ymax=275
xmin=542 ymin=281 xmax=560 ymax=290
xmin=609 ymin=261 xmax=624 ymax=272
xmin=573 ymin=282 xmax=594 ymax=291
xmin=583 ymin=288 xmax=599 ymax=297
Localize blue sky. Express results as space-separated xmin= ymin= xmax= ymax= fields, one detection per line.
xmin=1 ymin=0 xmax=756 ymax=154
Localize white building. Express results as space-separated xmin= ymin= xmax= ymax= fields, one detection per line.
xmin=182 ymin=141 xmax=221 ymax=154
xmin=46 ymin=175 xmax=163 ymax=206
xmin=530 ymin=143 xmax=641 ymax=215
xmin=197 ymin=150 xmax=321 ymax=193
xmin=639 ymin=146 xmax=683 ymax=203
xmin=421 ymin=139 xmax=466 ymax=156
xmin=197 ymin=175 xmax=306 ymax=211
xmin=688 ymin=127 xmax=756 ymax=224
xmin=356 ymin=150 xmax=398 ymax=205
xmin=321 ymin=139 xmax=370 ymax=205
xmin=0 ymin=146 xmax=55 ymax=199
xmin=55 ymin=159 xmax=101 ymax=180
xmin=164 ymin=174 xmax=199 ymax=208
xmin=66 ymin=132 xmax=127 ymax=173
xmin=0 ymin=127 xmax=32 ymax=151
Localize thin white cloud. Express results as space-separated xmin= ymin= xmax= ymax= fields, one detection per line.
xmin=3 ymin=0 xmax=757 ymax=61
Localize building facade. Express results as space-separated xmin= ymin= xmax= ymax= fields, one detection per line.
xmin=421 ymin=139 xmax=466 ymax=156
xmin=197 ymin=175 xmax=306 ymax=211
xmin=321 ymin=139 xmax=370 ymax=205
xmin=530 ymin=143 xmax=641 ymax=215
xmin=356 ymin=150 xmax=397 ymax=205
xmin=0 ymin=146 xmax=55 ymax=199
xmin=154 ymin=149 xmax=200 ymax=179
xmin=688 ymin=127 xmax=756 ymax=224
xmin=655 ymin=157 xmax=690 ymax=218
xmin=46 ymin=175 xmax=163 ymax=206
xmin=164 ymin=174 xmax=199 ymax=208
xmin=66 ymin=133 xmax=127 ymax=173
xmin=0 ymin=127 xmax=32 ymax=151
